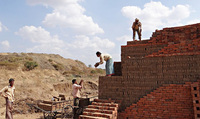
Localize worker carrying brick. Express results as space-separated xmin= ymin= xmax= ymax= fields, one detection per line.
xmin=94 ymin=51 xmax=114 ymax=76
xmin=0 ymin=78 xmax=15 ymax=119
xmin=72 ymin=79 xmax=84 ymax=106
xmin=132 ymin=18 xmax=142 ymax=41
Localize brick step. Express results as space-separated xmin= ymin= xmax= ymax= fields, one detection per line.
xmin=94 ymin=99 xmax=116 ymax=103
xmin=82 ymin=112 xmax=112 ymax=118
xmin=91 ymin=102 xmax=118 ymax=108
xmin=79 ymin=115 xmax=108 ymax=119
xmin=80 ymin=99 xmax=119 ymax=119
xmin=87 ymin=105 xmax=116 ymax=111
xmin=84 ymin=108 xmax=113 ymax=114
xmin=94 ymin=99 xmax=121 ymax=104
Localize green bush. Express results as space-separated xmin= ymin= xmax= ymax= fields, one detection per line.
xmin=48 ymin=59 xmax=53 ymax=62
xmin=24 ymin=61 xmax=38 ymax=70
xmin=90 ymin=70 xmax=96 ymax=74
xmin=8 ymin=56 xmax=23 ymax=62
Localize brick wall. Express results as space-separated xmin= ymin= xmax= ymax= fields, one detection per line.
xmin=149 ymin=23 xmax=200 ymax=44
xmin=119 ymin=82 xmax=194 ymax=119
xmin=100 ymin=55 xmax=200 ymax=110
xmin=114 ymin=62 xmax=122 ymax=76
xmin=99 ymin=23 xmax=200 ymax=112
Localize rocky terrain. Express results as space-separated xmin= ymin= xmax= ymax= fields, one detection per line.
xmin=0 ymin=53 xmax=104 ymax=118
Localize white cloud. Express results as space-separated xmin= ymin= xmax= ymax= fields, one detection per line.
xmin=72 ymin=35 xmax=115 ymax=50
xmin=121 ymin=1 xmax=190 ymax=31
xmin=16 ymin=26 xmax=63 ymax=44
xmin=187 ymin=19 xmax=200 ymax=24
xmin=66 ymin=35 xmax=115 ymax=67
xmin=16 ymin=26 xmax=65 ymax=54
xmin=1 ymin=40 xmax=10 ymax=49
xmin=0 ymin=22 xmax=2 ymax=32
xmin=0 ymin=22 xmax=8 ymax=32
xmin=16 ymin=25 xmax=115 ymax=66
xmin=27 ymin=0 xmax=104 ymax=35
xmin=116 ymin=35 xmax=132 ymax=42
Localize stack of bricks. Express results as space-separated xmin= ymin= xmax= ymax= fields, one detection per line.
xmin=118 ymin=82 xmax=194 ymax=118
xmin=127 ymin=39 xmax=149 ymax=45
xmin=149 ymin=23 xmax=200 ymax=44
xmin=37 ymin=100 xmax=69 ymax=111
xmin=99 ymin=22 xmax=200 ymax=113
xmin=100 ymin=55 xmax=200 ymax=110
xmin=146 ymin=38 xmax=200 ymax=57
xmin=79 ymin=99 xmax=119 ymax=119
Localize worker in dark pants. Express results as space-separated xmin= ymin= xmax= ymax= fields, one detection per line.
xmin=72 ymin=79 xmax=84 ymax=119
xmin=72 ymin=79 xmax=83 ymax=106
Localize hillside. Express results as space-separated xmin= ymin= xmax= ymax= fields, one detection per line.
xmin=0 ymin=53 xmax=105 ymax=118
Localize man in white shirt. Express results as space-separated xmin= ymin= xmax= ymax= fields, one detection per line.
xmin=95 ymin=51 xmax=114 ymax=76
xmin=0 ymin=78 xmax=15 ymax=119
xmin=72 ymin=79 xmax=84 ymax=106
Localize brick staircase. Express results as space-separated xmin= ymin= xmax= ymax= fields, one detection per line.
xmin=119 ymin=81 xmax=196 ymax=118
xmin=79 ymin=99 xmax=119 ymax=119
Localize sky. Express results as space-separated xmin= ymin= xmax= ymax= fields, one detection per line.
xmin=0 ymin=0 xmax=200 ymax=67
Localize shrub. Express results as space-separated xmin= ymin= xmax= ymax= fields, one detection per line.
xmin=48 ymin=59 xmax=53 ymax=62
xmin=8 ymin=56 xmax=23 ymax=62
xmin=24 ymin=61 xmax=38 ymax=70
xmin=90 ymin=70 xmax=96 ymax=74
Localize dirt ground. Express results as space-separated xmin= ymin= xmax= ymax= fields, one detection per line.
xmin=0 ymin=107 xmax=43 ymax=119
xmin=0 ymin=69 xmax=99 ymax=119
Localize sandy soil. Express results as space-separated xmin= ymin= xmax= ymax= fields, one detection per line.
xmin=0 ymin=69 xmax=99 ymax=119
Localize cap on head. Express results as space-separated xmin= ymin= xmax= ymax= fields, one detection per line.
xmin=135 ymin=18 xmax=139 ymax=21
xmin=72 ymin=79 xmax=76 ymax=84
xmin=9 ymin=78 xmax=15 ymax=83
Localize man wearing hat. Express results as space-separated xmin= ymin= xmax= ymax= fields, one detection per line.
xmin=132 ymin=18 xmax=142 ymax=41
xmin=0 ymin=78 xmax=15 ymax=119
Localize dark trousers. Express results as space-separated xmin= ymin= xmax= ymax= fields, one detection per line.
xmin=133 ymin=29 xmax=141 ymax=41
xmin=73 ymin=97 xmax=79 ymax=106
xmin=6 ymin=99 xmax=13 ymax=119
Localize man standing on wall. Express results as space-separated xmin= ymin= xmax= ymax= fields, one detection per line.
xmin=0 ymin=78 xmax=15 ymax=119
xmin=132 ymin=18 xmax=142 ymax=41
xmin=95 ymin=51 xmax=114 ymax=76
xmin=72 ymin=79 xmax=84 ymax=106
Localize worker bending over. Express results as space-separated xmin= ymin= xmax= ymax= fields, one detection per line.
xmin=95 ymin=51 xmax=114 ymax=76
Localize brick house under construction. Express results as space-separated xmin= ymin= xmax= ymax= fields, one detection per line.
xmin=98 ymin=23 xmax=200 ymax=119
xmin=80 ymin=23 xmax=200 ymax=119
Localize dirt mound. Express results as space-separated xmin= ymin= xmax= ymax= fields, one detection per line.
xmin=0 ymin=53 xmax=103 ymax=118
xmin=53 ymin=80 xmax=98 ymax=97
